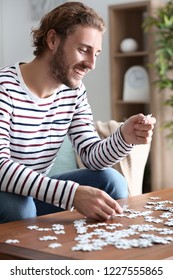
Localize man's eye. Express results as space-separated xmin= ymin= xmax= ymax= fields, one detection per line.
xmin=79 ymin=48 xmax=87 ymax=53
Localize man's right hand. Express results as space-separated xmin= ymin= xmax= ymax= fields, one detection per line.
xmin=73 ymin=185 xmax=123 ymax=221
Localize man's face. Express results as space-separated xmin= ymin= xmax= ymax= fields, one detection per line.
xmin=50 ymin=25 xmax=102 ymax=88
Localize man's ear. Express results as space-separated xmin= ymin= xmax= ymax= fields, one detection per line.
xmin=46 ymin=29 xmax=60 ymax=51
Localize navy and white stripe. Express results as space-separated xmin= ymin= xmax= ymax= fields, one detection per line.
xmin=0 ymin=62 xmax=133 ymax=210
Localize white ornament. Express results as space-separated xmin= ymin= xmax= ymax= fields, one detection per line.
xmin=120 ymin=38 xmax=138 ymax=53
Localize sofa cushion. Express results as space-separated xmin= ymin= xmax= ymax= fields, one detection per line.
xmin=48 ymin=135 xmax=77 ymax=176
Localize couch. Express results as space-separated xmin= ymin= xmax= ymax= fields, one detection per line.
xmin=48 ymin=120 xmax=150 ymax=196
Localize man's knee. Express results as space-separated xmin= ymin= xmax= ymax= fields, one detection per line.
xmin=0 ymin=192 xmax=36 ymax=223
xmin=98 ymin=168 xmax=128 ymax=199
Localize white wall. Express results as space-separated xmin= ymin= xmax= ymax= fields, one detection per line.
xmin=0 ymin=0 xmax=162 ymax=121
xmin=0 ymin=0 xmax=40 ymax=66
xmin=0 ymin=0 xmax=64 ymax=66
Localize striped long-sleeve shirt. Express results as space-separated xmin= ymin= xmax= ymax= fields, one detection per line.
xmin=0 ymin=62 xmax=133 ymax=210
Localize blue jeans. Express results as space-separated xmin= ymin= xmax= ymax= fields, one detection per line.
xmin=0 ymin=168 xmax=128 ymax=223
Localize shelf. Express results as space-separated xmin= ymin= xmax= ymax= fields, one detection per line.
xmin=113 ymin=51 xmax=149 ymax=58
xmin=109 ymin=1 xmax=150 ymax=121
xmin=108 ymin=0 xmax=169 ymax=195
xmin=115 ymin=100 xmax=149 ymax=105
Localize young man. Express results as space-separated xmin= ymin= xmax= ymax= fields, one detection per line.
xmin=0 ymin=2 xmax=156 ymax=223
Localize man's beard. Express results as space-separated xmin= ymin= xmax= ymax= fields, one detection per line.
xmin=50 ymin=41 xmax=79 ymax=89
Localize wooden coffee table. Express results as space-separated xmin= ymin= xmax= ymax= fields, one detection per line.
xmin=0 ymin=188 xmax=173 ymax=260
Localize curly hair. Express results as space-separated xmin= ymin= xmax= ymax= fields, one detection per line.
xmin=31 ymin=1 xmax=105 ymax=57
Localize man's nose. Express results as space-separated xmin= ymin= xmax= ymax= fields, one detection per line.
xmin=87 ymin=54 xmax=96 ymax=70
